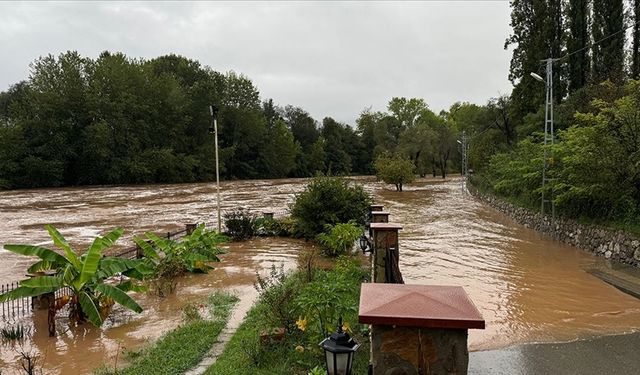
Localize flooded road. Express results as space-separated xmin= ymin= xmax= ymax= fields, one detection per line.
xmin=375 ymin=178 xmax=640 ymax=351
xmin=1 ymin=176 xmax=640 ymax=372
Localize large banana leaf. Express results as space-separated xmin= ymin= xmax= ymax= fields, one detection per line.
xmin=116 ymin=280 xmax=148 ymax=293
xmin=144 ymin=232 xmax=174 ymax=253
xmin=95 ymin=284 xmax=143 ymax=313
xmin=4 ymin=244 xmax=68 ymax=265
xmin=97 ymin=257 xmax=141 ymax=279
xmin=0 ymin=286 xmax=58 ymax=302
xmin=20 ymin=276 xmax=64 ymax=289
xmin=27 ymin=260 xmax=54 ymax=273
xmin=79 ymin=291 xmax=103 ymax=327
xmin=45 ymin=224 xmax=80 ymax=269
xmin=79 ymin=237 xmax=107 ymax=286
xmin=133 ymin=237 xmax=160 ymax=260
xmin=101 ymin=227 xmax=124 ymax=248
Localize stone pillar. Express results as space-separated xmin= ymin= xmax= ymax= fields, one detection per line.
xmin=370 ymin=223 xmax=402 ymax=284
xmin=359 ymin=284 xmax=485 ymax=375
xmin=370 ymin=204 xmax=384 ymax=216
xmin=371 ymin=212 xmax=390 ymax=223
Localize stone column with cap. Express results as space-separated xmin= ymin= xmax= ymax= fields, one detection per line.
xmin=359 ymin=284 xmax=485 ymax=375
xmin=371 ymin=212 xmax=390 ymax=224
xmin=370 ymin=223 xmax=403 ymax=284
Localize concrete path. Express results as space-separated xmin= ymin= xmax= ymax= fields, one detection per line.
xmin=470 ymin=332 xmax=640 ymax=375
xmin=184 ymin=291 xmax=255 ymax=375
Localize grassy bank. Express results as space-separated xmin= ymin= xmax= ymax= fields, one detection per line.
xmin=95 ymin=292 xmax=239 ymax=375
xmin=206 ymin=258 xmax=370 ymax=375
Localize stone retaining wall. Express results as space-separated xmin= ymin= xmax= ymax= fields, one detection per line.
xmin=468 ymin=184 xmax=640 ymax=268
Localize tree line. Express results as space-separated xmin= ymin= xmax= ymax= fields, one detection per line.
xmin=468 ymin=0 xmax=640 ymax=227
xmin=0 ymin=51 xmax=477 ymax=190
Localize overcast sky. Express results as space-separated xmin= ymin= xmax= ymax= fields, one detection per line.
xmin=0 ymin=1 xmax=513 ymax=124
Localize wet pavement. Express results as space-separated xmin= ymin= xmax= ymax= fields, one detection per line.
xmin=470 ymin=332 xmax=640 ymax=375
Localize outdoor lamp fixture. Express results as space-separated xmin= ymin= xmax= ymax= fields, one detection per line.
xmin=359 ymin=234 xmax=371 ymax=254
xmin=319 ymin=317 xmax=360 ymax=375
xmin=530 ymin=72 xmax=544 ymax=83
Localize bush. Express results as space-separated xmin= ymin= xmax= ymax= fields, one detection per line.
xmin=374 ymin=153 xmax=416 ymax=191
xmin=224 ymin=209 xmax=257 ymax=240
xmin=254 ymin=264 xmax=300 ymax=331
xmin=316 ymin=222 xmax=362 ymax=257
xmin=291 ymin=176 xmax=372 ymax=239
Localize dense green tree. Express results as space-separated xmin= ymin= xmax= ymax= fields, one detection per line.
xmin=633 ymin=0 xmax=640 ymax=79
xmin=505 ymin=0 xmax=565 ymax=121
xmin=374 ymin=153 xmax=416 ymax=191
xmin=261 ymin=119 xmax=300 ymax=178
xmin=567 ymin=0 xmax=591 ymax=91
xmin=321 ymin=117 xmax=352 ymax=174
xmin=592 ymin=0 xmax=625 ymax=83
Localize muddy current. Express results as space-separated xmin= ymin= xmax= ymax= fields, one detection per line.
xmin=1 ymin=177 xmax=640 ymax=373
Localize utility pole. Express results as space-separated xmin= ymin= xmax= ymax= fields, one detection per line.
xmin=540 ymin=58 xmax=555 ymax=219
xmin=457 ymin=130 xmax=468 ymax=193
xmin=209 ymin=105 xmax=221 ymax=233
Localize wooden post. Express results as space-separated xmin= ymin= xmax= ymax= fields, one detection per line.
xmin=370 ymin=223 xmax=402 ymax=284
xmin=47 ymin=294 xmax=56 ymax=337
xmin=135 ymin=244 xmax=143 ymax=259
xmin=186 ymin=223 xmax=197 ymax=235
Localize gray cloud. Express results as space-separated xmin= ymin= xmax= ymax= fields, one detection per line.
xmin=0 ymin=1 xmax=513 ymax=124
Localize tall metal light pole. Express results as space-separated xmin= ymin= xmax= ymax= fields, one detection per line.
xmin=209 ymin=105 xmax=221 ymax=233
xmin=531 ymin=57 xmax=557 ymax=218
xmin=457 ymin=130 xmax=468 ymax=193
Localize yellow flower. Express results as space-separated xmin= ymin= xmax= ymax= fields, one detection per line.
xmin=296 ymin=316 xmax=308 ymax=331
xmin=295 ymin=345 xmax=305 ymax=353
xmin=341 ymin=321 xmax=352 ymax=333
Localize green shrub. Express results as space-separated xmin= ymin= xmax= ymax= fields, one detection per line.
xmin=134 ymin=224 xmax=227 ymax=296
xmin=255 ymin=217 xmax=287 ymax=237
xmin=294 ymin=257 xmax=366 ymax=341
xmin=224 ymin=209 xmax=257 ymax=240
xmin=316 ymin=222 xmax=362 ymax=257
xmin=253 ymin=264 xmax=300 ymax=331
xmin=206 ymin=258 xmax=370 ymax=375
xmin=291 ymin=176 xmax=372 ymax=239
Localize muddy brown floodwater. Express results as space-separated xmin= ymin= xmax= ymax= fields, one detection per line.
xmin=1 ymin=176 xmax=640 ymax=373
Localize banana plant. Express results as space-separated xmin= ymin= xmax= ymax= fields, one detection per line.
xmin=0 ymin=225 xmax=150 ymax=327
xmin=134 ymin=224 xmax=227 ymax=275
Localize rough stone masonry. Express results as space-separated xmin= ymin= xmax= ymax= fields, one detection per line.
xmin=468 ymin=185 xmax=640 ymax=268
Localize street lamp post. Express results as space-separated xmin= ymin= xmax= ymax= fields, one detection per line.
xmin=456 ymin=130 xmax=468 ymax=192
xmin=209 ymin=105 xmax=221 ymax=233
xmin=530 ymin=58 xmax=556 ymax=219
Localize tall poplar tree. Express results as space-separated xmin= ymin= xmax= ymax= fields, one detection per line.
xmin=592 ymin=0 xmax=625 ymax=83
xmin=567 ymin=0 xmax=590 ymax=92
xmin=505 ymin=0 xmax=565 ymax=121
xmin=632 ymin=0 xmax=640 ymax=79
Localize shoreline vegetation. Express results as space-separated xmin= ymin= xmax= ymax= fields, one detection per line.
xmin=94 ymin=291 xmax=239 ymax=375
xmin=204 ymin=258 xmax=370 ymax=375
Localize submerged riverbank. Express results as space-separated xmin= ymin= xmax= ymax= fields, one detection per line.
xmin=468 ymin=182 xmax=640 ymax=268
xmin=2 ymin=176 xmax=640 ymax=373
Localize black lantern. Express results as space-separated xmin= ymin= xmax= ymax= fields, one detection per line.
xmin=359 ymin=234 xmax=371 ymax=254
xmin=319 ymin=317 xmax=360 ymax=375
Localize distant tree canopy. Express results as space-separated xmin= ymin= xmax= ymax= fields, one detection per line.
xmin=0 ymin=51 xmax=467 ymax=189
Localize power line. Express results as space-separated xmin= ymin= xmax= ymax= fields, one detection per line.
xmin=558 ymin=18 xmax=640 ymax=62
